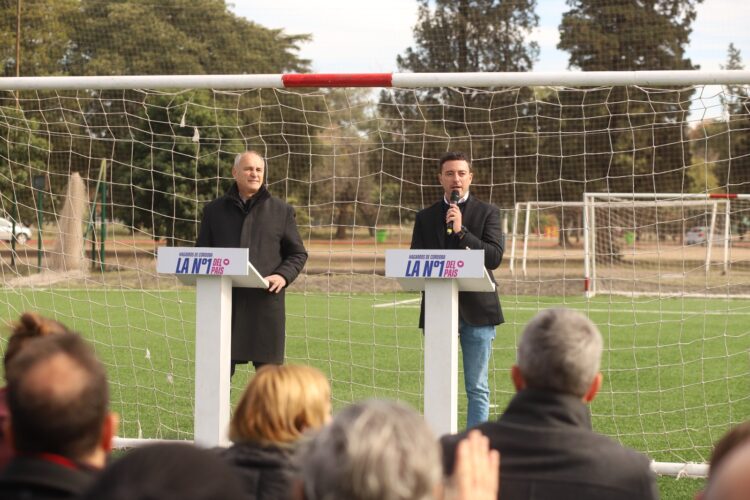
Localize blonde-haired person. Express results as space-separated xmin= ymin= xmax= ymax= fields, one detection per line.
xmin=219 ymin=364 xmax=331 ymax=500
xmin=0 ymin=312 xmax=72 ymax=471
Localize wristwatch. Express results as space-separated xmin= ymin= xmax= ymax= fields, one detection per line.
xmin=457 ymin=225 xmax=468 ymax=239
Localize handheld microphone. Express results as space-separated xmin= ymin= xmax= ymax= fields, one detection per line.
xmin=446 ymin=190 xmax=460 ymax=235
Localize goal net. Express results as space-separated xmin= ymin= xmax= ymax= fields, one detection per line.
xmin=1 ymin=72 xmax=749 ymax=475
xmin=583 ymin=193 xmax=738 ymax=298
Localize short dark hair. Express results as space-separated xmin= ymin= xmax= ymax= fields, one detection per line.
xmin=439 ymin=151 xmax=471 ymax=172
xmin=5 ymin=332 xmax=109 ymax=459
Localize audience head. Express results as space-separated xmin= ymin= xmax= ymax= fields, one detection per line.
xmin=4 ymin=311 xmax=71 ymax=375
xmin=82 ymin=443 xmax=247 ymax=500
xmin=5 ymin=331 xmax=115 ymax=466
xmin=229 ymin=364 xmax=331 ymax=445
xmin=296 ymin=399 xmax=442 ymax=500
xmin=708 ymin=421 xmax=750 ymax=478
xmin=703 ymin=440 xmax=750 ymax=500
xmin=514 ymin=308 xmax=603 ymax=400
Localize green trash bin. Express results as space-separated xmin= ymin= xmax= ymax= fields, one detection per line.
xmin=624 ymin=231 xmax=635 ymax=245
xmin=376 ymin=229 xmax=388 ymax=243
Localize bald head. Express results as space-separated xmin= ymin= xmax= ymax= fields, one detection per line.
xmin=232 ymin=151 xmax=265 ymax=198
xmin=704 ymin=441 xmax=750 ymax=500
xmin=6 ymin=332 xmax=109 ymax=460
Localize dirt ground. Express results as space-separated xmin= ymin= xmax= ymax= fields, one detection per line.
xmin=3 ymin=235 xmax=750 ymax=297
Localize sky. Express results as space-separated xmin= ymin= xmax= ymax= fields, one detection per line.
xmin=230 ymin=0 xmax=750 ymax=73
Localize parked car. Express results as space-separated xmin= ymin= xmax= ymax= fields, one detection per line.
xmin=685 ymin=226 xmax=709 ymax=245
xmin=0 ymin=217 xmax=32 ymax=244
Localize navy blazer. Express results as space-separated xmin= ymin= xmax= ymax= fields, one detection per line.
xmin=410 ymin=194 xmax=504 ymax=327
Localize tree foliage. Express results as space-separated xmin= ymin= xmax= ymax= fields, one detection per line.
xmin=381 ymin=0 xmax=539 ymax=211
xmin=548 ymin=0 xmax=702 ymax=205
xmin=0 ymin=0 xmax=322 ymax=241
xmin=558 ymin=0 xmax=700 ymax=71
xmin=714 ymin=43 xmax=750 ymax=192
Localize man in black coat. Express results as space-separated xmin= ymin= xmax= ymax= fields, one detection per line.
xmin=410 ymin=151 xmax=504 ymax=428
xmin=196 ymin=151 xmax=308 ymax=374
xmin=441 ymin=308 xmax=659 ymax=500
xmin=0 ymin=333 xmax=117 ymax=500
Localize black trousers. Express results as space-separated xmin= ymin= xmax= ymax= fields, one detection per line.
xmin=230 ymin=360 xmax=268 ymax=377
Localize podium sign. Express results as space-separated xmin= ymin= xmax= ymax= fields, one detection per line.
xmin=157 ymin=247 xmax=268 ymax=447
xmin=386 ymin=249 xmax=494 ymax=436
xmin=385 ymin=249 xmax=490 ymax=291
xmin=157 ymin=247 xmax=268 ymax=288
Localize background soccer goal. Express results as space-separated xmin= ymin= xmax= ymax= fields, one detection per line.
xmin=1 ymin=70 xmax=749 ymax=477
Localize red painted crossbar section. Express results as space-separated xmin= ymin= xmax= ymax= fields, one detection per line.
xmin=282 ymin=73 xmax=392 ymax=88
xmin=709 ymin=193 xmax=738 ymax=199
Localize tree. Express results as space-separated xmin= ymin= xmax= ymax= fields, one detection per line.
xmin=558 ymin=0 xmax=701 ymax=72
xmin=306 ymin=89 xmax=381 ymax=238
xmin=552 ymin=0 xmax=701 ymax=200
xmin=0 ymin=104 xmax=49 ymax=224
xmin=67 ymin=0 xmax=310 ymax=76
xmin=0 ymin=0 xmax=328 ymax=243
xmin=714 ymin=43 xmax=750 ymax=193
xmin=379 ymin=0 xmax=539 ymax=214
xmin=0 ymin=0 xmax=78 ymax=77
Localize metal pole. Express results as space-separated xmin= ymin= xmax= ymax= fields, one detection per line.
xmin=15 ymin=0 xmax=21 ymax=78
xmin=99 ymin=173 xmax=106 ymax=270
xmin=36 ymin=187 xmax=42 ymax=272
xmin=10 ymin=200 xmax=16 ymax=266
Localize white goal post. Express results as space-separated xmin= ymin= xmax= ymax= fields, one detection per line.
xmin=582 ymin=193 xmax=750 ymax=298
xmin=2 ymin=70 xmax=750 ymax=478
xmin=509 ymin=201 xmax=585 ymax=277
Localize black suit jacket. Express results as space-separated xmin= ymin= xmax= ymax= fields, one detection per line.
xmin=410 ymin=194 xmax=504 ymax=327
xmin=441 ymin=390 xmax=659 ymax=500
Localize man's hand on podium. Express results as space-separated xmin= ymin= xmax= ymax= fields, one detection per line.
xmin=265 ymin=274 xmax=287 ymax=293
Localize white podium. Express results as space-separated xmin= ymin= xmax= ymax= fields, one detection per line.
xmin=157 ymin=247 xmax=268 ymax=447
xmin=385 ymin=249 xmax=495 ymax=436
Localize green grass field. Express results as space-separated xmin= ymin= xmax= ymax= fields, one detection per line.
xmin=1 ymin=288 xmax=747 ymax=498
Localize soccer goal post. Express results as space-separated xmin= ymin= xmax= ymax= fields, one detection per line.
xmin=2 ymin=70 xmax=750 ymax=477
xmin=582 ymin=193 xmax=744 ymax=298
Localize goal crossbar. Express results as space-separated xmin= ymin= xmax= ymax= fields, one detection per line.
xmin=1 ymin=69 xmax=750 ymax=90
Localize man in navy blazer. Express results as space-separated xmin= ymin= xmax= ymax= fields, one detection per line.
xmin=410 ymin=151 xmax=504 ymax=428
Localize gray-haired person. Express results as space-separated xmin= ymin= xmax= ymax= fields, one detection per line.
xmin=441 ymin=308 xmax=658 ymax=500
xmin=196 ymin=151 xmax=308 ymax=376
xmin=295 ymin=400 xmax=442 ymax=500
xmin=294 ymin=399 xmax=499 ymax=500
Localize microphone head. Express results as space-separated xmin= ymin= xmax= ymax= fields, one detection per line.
xmin=450 ymin=190 xmax=460 ymax=203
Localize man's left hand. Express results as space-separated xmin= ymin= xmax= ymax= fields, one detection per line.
xmin=265 ymin=274 xmax=287 ymax=293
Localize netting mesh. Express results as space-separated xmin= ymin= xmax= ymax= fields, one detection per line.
xmin=0 ymin=82 xmax=748 ymax=464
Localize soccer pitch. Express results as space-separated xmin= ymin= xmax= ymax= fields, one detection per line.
xmin=0 ymin=287 xmax=747 ymax=468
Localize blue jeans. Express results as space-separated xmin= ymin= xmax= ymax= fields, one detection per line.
xmin=459 ymin=318 xmax=496 ymax=429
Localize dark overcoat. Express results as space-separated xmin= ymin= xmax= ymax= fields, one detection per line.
xmin=441 ymin=390 xmax=659 ymax=500
xmin=0 ymin=455 xmax=97 ymax=499
xmin=218 ymin=441 xmax=295 ymax=500
xmin=410 ymin=194 xmax=504 ymax=327
xmin=196 ymin=184 xmax=307 ymax=363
